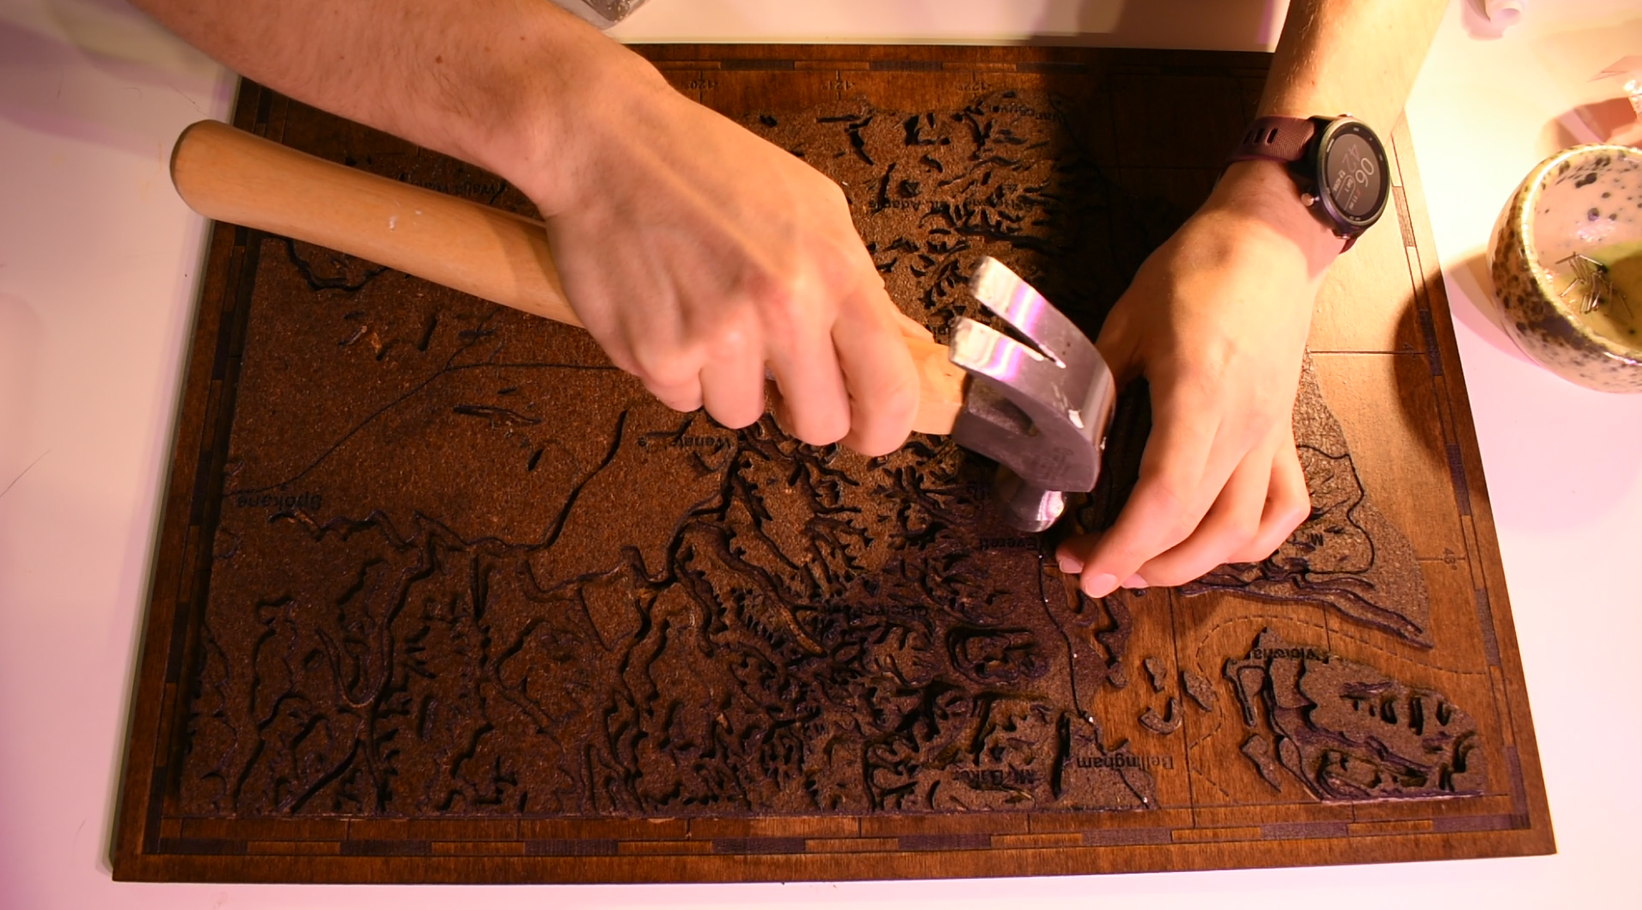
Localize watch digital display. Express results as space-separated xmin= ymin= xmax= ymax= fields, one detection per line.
xmin=1321 ymin=127 xmax=1387 ymax=224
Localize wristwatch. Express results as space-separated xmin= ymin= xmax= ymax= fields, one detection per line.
xmin=1228 ymin=115 xmax=1390 ymax=250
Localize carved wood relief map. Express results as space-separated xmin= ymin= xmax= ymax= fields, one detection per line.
xmin=114 ymin=46 xmax=1552 ymax=883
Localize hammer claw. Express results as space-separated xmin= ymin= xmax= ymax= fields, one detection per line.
xmin=950 ymin=318 xmax=1082 ymax=427
xmin=949 ymin=319 xmax=1048 ymax=379
xmin=968 ymin=257 xmax=1090 ymax=369
xmin=949 ymin=257 xmax=1118 ymax=532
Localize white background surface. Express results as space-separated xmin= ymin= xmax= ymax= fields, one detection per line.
xmin=2 ymin=1 xmax=1640 ymax=907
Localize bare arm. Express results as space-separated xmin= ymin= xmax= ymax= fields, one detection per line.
xmin=131 ymin=0 xmax=922 ymax=456
xmin=129 ymin=0 xmax=602 ymax=206
xmin=1057 ymin=0 xmax=1446 ymax=597
xmin=1261 ymin=0 xmax=1446 ymax=134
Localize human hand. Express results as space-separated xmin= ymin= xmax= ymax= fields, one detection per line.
xmin=518 ymin=47 xmax=919 ymax=456
xmin=1056 ymin=161 xmax=1344 ymax=597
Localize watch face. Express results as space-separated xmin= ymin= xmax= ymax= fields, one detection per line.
xmin=1319 ymin=122 xmax=1388 ymax=227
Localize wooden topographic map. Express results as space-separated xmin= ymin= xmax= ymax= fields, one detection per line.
xmin=114 ymin=45 xmax=1551 ymax=883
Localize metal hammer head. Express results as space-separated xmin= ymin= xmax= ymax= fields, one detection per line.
xmin=948 ymin=257 xmax=1117 ymax=532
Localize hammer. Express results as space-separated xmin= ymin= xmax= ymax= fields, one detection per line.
xmin=170 ymin=121 xmax=1117 ymax=532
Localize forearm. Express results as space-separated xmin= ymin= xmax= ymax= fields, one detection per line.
xmin=129 ymin=0 xmax=651 ymax=209
xmin=1205 ymin=0 xmax=1447 ymax=277
xmin=1260 ymin=0 xmax=1446 ymax=135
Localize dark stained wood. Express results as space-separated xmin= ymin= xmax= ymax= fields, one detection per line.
xmin=112 ymin=44 xmax=1552 ymax=883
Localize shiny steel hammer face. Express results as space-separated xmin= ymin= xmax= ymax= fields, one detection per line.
xmin=948 ymin=257 xmax=1117 ymax=532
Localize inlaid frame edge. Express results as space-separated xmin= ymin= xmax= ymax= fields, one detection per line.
xmin=111 ymin=78 xmax=268 ymax=878
xmin=109 ymin=827 xmax=1556 ymax=884
xmin=1389 ymin=116 xmax=1554 ymax=853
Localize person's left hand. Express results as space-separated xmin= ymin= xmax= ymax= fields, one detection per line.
xmin=1055 ymin=160 xmax=1342 ymax=597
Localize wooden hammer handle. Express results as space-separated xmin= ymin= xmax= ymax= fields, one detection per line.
xmin=169 ymin=120 xmax=965 ymax=435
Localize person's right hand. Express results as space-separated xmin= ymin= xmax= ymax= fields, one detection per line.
xmin=515 ymin=43 xmax=920 ymax=457
xmin=1055 ymin=160 xmax=1336 ymax=596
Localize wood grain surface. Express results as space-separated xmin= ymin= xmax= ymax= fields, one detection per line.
xmin=112 ymin=44 xmax=1552 ymax=883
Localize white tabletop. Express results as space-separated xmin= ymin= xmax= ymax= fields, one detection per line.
xmin=1 ymin=1 xmax=1638 ymax=907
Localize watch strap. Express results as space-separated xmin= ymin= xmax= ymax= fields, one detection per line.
xmin=1228 ymin=116 xmax=1317 ymax=164
xmin=1228 ymin=115 xmax=1360 ymax=251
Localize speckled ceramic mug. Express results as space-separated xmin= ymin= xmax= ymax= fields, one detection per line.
xmin=1488 ymin=144 xmax=1642 ymax=392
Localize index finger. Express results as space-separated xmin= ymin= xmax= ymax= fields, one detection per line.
xmin=1062 ymin=385 xmax=1228 ymax=596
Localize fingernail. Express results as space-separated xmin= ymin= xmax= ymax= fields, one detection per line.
xmin=1058 ymin=555 xmax=1083 ymax=574
xmin=1122 ymin=574 xmax=1148 ymax=590
xmin=1082 ymin=573 xmax=1118 ymax=598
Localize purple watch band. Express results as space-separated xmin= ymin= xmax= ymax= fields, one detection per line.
xmin=1228 ymin=115 xmax=1359 ymax=252
xmin=1229 ymin=116 xmax=1317 ymax=165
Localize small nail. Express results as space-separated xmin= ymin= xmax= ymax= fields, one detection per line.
xmin=1082 ymin=573 xmax=1119 ymax=598
xmin=1058 ymin=555 xmax=1083 ymax=574
xmin=1122 ymin=574 xmax=1148 ymax=590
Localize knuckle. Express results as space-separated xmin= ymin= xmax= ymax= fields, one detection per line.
xmin=634 ymin=356 xmax=696 ymax=392
xmin=650 ymin=388 xmax=701 ymax=414
xmin=1132 ymin=553 xmax=1202 ymax=589
xmin=1159 ymin=502 xmax=1203 ymax=546
xmin=1236 ymin=510 xmax=1307 ymax=564
xmin=1099 ymin=542 xmax=1159 ymax=582
xmin=711 ymin=404 xmax=761 ymax=430
xmin=740 ymin=263 xmax=804 ymax=316
xmin=792 ymin=409 xmax=848 ymax=447
xmin=1225 ymin=508 xmax=1262 ymax=547
xmin=704 ymin=310 xmax=759 ymax=359
xmin=1235 ymin=409 xmax=1278 ymax=444
xmin=1229 ymin=536 xmax=1281 ymax=567
xmin=1139 ymin=475 xmax=1193 ymax=526
xmin=868 ymin=361 xmax=921 ymax=429
xmin=849 ymin=428 xmax=902 ymax=458
xmin=1247 ymin=537 xmax=1286 ymax=563
xmin=809 ymin=172 xmax=850 ymax=209
xmin=625 ymin=332 xmax=701 ymax=389
xmin=707 ymin=385 xmax=767 ymax=430
xmin=1270 ymin=474 xmax=1313 ymax=534
xmin=1277 ymin=498 xmax=1312 ymax=534
xmin=1145 ymin=566 xmax=1196 ymax=588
